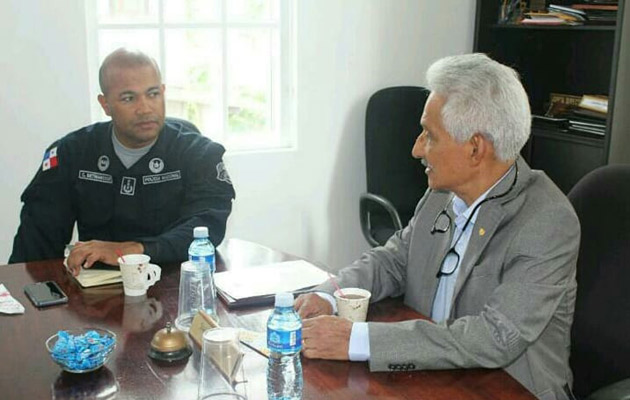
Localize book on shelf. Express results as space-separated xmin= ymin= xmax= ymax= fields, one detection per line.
xmin=572 ymin=4 xmax=618 ymax=11
xmin=540 ymin=92 xmax=607 ymax=136
xmin=569 ymin=125 xmax=606 ymax=136
xmin=549 ymin=3 xmax=617 ymax=25
xmin=532 ymin=114 xmax=569 ymax=130
xmin=573 ymin=108 xmax=607 ymax=121
xmin=522 ymin=10 xmax=584 ymax=25
xmin=549 ymin=93 xmax=582 ymax=107
xmin=549 ymin=4 xmax=587 ymax=18
xmin=569 ymin=114 xmax=607 ymax=126
xmin=579 ymin=95 xmax=608 ymax=114
xmin=569 ymin=120 xmax=606 ymax=130
xmin=567 ymin=114 xmax=606 ymax=136
xmin=545 ymin=100 xmax=576 ymax=119
xmin=581 ymin=0 xmax=618 ymax=3
xmin=584 ymin=11 xmax=618 ymax=24
xmin=545 ymin=93 xmax=608 ymax=117
xmin=214 ymin=260 xmax=329 ymax=309
xmin=522 ymin=14 xmax=577 ymax=25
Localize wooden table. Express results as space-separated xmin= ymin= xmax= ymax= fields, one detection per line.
xmin=0 ymin=238 xmax=535 ymax=400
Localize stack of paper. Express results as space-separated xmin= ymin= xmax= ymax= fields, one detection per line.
xmin=214 ymin=260 xmax=329 ymax=308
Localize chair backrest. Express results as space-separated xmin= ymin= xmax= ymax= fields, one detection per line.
xmin=165 ymin=117 xmax=201 ymax=134
xmin=567 ymin=164 xmax=630 ymax=398
xmin=364 ymin=86 xmax=429 ymax=227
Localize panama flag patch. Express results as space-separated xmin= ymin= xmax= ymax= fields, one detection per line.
xmin=42 ymin=146 xmax=59 ymax=171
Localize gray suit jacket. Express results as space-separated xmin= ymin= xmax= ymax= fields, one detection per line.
xmin=318 ymin=158 xmax=580 ymax=400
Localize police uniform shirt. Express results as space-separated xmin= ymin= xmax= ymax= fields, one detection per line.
xmin=9 ymin=118 xmax=235 ymax=264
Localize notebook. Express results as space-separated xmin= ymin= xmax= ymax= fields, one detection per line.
xmin=66 ymin=260 xmax=123 ymax=288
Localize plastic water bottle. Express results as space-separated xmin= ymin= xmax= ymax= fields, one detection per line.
xmin=189 ymin=226 xmax=215 ymax=272
xmin=267 ymin=292 xmax=303 ymax=400
xmin=186 ymin=226 xmax=217 ymax=321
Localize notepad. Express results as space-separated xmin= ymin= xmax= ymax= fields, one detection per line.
xmin=66 ymin=260 xmax=123 ymax=288
xmin=214 ymin=260 xmax=329 ymax=308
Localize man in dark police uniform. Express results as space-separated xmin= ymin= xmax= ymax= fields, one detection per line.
xmin=9 ymin=48 xmax=235 ymax=275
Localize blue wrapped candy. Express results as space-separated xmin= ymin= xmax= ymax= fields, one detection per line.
xmin=50 ymin=329 xmax=115 ymax=372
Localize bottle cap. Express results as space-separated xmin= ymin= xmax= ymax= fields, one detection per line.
xmin=193 ymin=226 xmax=209 ymax=238
xmin=274 ymin=292 xmax=294 ymax=308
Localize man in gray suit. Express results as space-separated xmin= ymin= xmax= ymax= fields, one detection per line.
xmin=296 ymin=53 xmax=580 ymax=400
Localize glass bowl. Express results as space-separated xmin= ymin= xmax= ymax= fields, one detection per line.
xmin=46 ymin=328 xmax=117 ymax=373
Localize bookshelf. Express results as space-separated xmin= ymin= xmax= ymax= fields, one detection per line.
xmin=474 ymin=0 xmax=630 ymax=193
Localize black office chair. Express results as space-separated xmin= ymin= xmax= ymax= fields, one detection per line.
xmin=567 ymin=165 xmax=630 ymax=400
xmin=360 ymin=86 xmax=429 ymax=247
xmin=165 ymin=117 xmax=201 ymax=134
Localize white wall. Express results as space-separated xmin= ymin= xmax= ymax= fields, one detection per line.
xmin=0 ymin=0 xmax=475 ymax=269
xmin=0 ymin=0 xmax=92 ymax=259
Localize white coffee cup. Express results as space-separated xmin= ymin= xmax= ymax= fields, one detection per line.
xmin=334 ymin=288 xmax=372 ymax=322
xmin=118 ymin=254 xmax=161 ymax=296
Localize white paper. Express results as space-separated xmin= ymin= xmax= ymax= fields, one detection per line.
xmin=0 ymin=284 xmax=25 ymax=314
xmin=214 ymin=260 xmax=329 ymax=300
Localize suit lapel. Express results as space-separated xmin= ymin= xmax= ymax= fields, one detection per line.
xmin=449 ymin=159 xmax=529 ymax=312
xmin=451 ymin=205 xmax=506 ymax=304
xmin=417 ymin=194 xmax=456 ymax=313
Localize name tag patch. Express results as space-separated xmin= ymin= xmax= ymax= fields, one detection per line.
xmin=142 ymin=170 xmax=181 ymax=185
xmin=78 ymin=170 xmax=113 ymax=184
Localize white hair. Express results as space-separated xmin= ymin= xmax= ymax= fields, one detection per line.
xmin=426 ymin=53 xmax=531 ymax=161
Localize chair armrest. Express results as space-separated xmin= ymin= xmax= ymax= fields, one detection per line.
xmin=587 ymin=379 xmax=630 ymax=400
xmin=360 ymin=193 xmax=403 ymax=247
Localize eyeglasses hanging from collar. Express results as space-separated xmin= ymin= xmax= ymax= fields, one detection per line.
xmin=431 ymin=202 xmax=453 ymax=234
xmin=431 ymin=162 xmax=519 ymax=278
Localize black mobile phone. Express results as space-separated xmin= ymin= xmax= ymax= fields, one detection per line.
xmin=24 ymin=281 xmax=69 ymax=308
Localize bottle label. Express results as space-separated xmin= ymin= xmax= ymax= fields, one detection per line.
xmin=267 ymin=328 xmax=302 ymax=353
xmin=190 ymin=254 xmax=215 ymax=267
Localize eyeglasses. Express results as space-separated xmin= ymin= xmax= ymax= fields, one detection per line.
xmin=433 ymin=162 xmax=519 ymax=278
xmin=431 ymin=207 xmax=452 ymax=234
xmin=437 ymin=247 xmax=461 ymax=278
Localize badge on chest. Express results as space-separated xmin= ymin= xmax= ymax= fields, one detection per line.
xmin=120 ymin=177 xmax=136 ymax=196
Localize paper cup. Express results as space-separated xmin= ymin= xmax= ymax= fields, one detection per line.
xmin=334 ymin=288 xmax=371 ymax=322
xmin=118 ymin=254 xmax=161 ymax=296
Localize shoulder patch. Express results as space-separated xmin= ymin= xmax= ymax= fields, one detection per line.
xmin=216 ymin=162 xmax=232 ymax=185
xmin=42 ymin=147 xmax=59 ymax=171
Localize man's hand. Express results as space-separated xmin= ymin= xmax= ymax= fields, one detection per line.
xmin=302 ymin=315 xmax=352 ymax=360
xmin=295 ymin=293 xmax=333 ymax=319
xmin=66 ymin=240 xmax=144 ymax=276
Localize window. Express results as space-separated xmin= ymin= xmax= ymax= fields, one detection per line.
xmin=86 ymin=0 xmax=296 ymax=151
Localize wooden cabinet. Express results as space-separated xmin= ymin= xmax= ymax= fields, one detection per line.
xmin=474 ymin=0 xmax=630 ymax=193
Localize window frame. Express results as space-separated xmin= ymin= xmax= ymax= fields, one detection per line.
xmin=85 ymin=0 xmax=296 ymax=153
